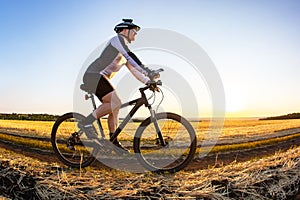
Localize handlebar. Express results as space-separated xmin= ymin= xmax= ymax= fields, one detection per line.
xmin=146 ymin=80 xmax=162 ymax=86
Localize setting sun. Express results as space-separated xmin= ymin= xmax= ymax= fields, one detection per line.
xmin=225 ymin=88 xmax=247 ymax=117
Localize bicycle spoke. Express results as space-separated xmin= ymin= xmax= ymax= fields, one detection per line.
xmin=134 ymin=113 xmax=196 ymax=173
xmin=51 ymin=113 xmax=96 ymax=168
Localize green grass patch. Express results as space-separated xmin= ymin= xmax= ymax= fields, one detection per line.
xmin=198 ymin=132 xmax=300 ymax=154
xmin=1 ymin=132 xmax=300 ymax=157
xmin=0 ymin=133 xmax=53 ymax=151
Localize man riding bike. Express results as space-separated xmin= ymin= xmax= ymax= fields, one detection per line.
xmin=79 ymin=19 xmax=156 ymax=153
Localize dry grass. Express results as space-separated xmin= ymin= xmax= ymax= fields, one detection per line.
xmin=1 ymin=119 xmax=300 ymax=144
xmin=0 ymin=133 xmax=53 ymax=151
xmin=203 ymin=132 xmax=300 ymax=154
xmin=196 ymin=119 xmax=300 ymax=139
xmin=0 ymin=145 xmax=299 ymax=199
xmin=0 ymin=120 xmax=54 ymax=136
xmin=1 ymin=118 xmax=300 ymax=199
xmin=0 ymin=119 xmax=299 ymax=166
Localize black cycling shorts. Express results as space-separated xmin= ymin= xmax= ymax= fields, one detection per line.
xmin=83 ymin=73 xmax=114 ymax=102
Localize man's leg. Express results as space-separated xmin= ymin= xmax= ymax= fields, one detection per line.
xmin=101 ymin=91 xmax=121 ymax=134
xmin=79 ymin=91 xmax=120 ymax=138
xmin=100 ymin=92 xmax=128 ymax=152
xmin=93 ymin=91 xmax=121 ymax=120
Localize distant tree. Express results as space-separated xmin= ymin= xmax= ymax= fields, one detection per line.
xmin=260 ymin=113 xmax=300 ymax=120
xmin=0 ymin=113 xmax=59 ymax=121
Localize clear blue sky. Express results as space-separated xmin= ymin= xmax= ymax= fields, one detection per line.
xmin=0 ymin=0 xmax=300 ymax=117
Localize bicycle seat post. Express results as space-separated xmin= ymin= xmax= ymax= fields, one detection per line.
xmin=89 ymin=93 xmax=97 ymax=111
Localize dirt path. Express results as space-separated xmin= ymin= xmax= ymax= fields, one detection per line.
xmin=1 ymin=135 xmax=300 ymax=171
xmin=192 ymin=136 xmax=300 ymax=170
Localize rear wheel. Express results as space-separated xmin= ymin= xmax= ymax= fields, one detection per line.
xmin=133 ymin=112 xmax=197 ymax=173
xmin=51 ymin=112 xmax=96 ymax=168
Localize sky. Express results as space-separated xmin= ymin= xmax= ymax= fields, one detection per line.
xmin=0 ymin=0 xmax=300 ymax=118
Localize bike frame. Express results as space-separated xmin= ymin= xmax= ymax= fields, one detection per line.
xmin=87 ymin=85 xmax=166 ymax=146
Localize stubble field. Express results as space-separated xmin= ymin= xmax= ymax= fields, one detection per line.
xmin=0 ymin=118 xmax=299 ymax=199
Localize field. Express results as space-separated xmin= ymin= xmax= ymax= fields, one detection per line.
xmin=0 ymin=118 xmax=300 ymax=199
xmin=1 ymin=118 xmax=300 ymax=141
xmin=0 ymin=145 xmax=299 ymax=199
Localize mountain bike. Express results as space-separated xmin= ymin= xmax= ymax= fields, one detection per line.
xmin=51 ymin=69 xmax=197 ymax=173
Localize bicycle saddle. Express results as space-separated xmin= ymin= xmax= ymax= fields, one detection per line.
xmin=80 ymin=84 xmax=93 ymax=93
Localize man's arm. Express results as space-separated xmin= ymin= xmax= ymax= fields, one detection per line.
xmin=110 ymin=35 xmax=151 ymax=75
xmin=126 ymin=63 xmax=150 ymax=84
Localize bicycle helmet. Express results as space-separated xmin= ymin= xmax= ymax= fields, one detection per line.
xmin=114 ymin=19 xmax=140 ymax=33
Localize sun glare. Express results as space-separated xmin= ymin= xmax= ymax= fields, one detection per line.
xmin=225 ymin=95 xmax=247 ymax=118
xmin=226 ymin=100 xmax=244 ymax=113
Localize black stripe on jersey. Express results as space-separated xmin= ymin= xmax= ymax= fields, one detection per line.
xmin=117 ymin=35 xmax=143 ymax=66
xmin=86 ymin=44 xmax=119 ymax=73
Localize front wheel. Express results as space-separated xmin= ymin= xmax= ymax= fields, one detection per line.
xmin=51 ymin=112 xmax=96 ymax=168
xmin=133 ymin=112 xmax=197 ymax=173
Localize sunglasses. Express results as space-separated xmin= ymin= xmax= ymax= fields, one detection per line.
xmin=132 ymin=29 xmax=138 ymax=34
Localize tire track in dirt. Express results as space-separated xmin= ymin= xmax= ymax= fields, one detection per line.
xmin=0 ymin=134 xmax=300 ymax=171
xmin=192 ymin=136 xmax=300 ymax=170
xmin=2 ymin=127 xmax=300 ymax=147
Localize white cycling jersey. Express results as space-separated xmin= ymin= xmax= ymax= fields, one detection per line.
xmin=86 ymin=34 xmax=150 ymax=84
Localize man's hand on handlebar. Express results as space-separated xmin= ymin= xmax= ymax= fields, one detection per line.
xmin=147 ymin=68 xmax=164 ymax=81
xmin=148 ymin=71 xmax=160 ymax=80
xmin=145 ymin=68 xmax=164 ymax=91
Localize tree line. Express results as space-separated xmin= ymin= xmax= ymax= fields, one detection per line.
xmin=0 ymin=113 xmax=59 ymax=121
xmin=260 ymin=112 xmax=300 ymax=120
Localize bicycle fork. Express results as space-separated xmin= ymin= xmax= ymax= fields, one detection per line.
xmin=148 ymin=105 xmax=166 ymax=147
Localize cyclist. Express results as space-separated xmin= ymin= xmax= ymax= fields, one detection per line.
xmin=79 ymin=19 xmax=154 ymax=153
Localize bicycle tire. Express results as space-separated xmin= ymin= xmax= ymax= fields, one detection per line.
xmin=133 ymin=112 xmax=197 ymax=173
xmin=51 ymin=112 xmax=96 ymax=168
